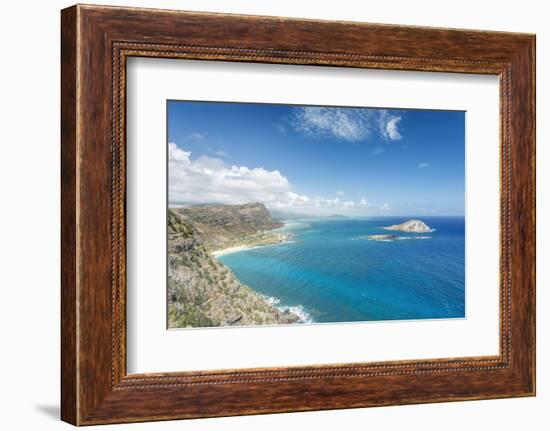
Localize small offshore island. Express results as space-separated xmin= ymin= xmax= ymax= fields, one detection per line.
xmin=383 ymin=219 xmax=435 ymax=233
xmin=367 ymin=234 xmax=400 ymax=242
xmin=365 ymin=219 xmax=435 ymax=241
xmin=168 ymin=203 xmax=300 ymax=328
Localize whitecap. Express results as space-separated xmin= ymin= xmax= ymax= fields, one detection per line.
xmin=262 ymin=295 xmax=313 ymax=323
xmin=279 ymin=304 xmax=314 ymax=324
xmin=262 ymin=295 xmax=281 ymax=306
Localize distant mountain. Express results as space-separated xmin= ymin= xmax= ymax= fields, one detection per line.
xmin=174 ymin=202 xmax=282 ymax=250
xmin=270 ymin=211 xmax=348 ymax=220
xmin=269 ymin=210 xmax=313 ymax=221
xmin=383 ymin=219 xmax=435 ymax=233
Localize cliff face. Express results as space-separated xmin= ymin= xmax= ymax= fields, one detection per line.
xmin=174 ymin=203 xmax=283 ymax=250
xmin=167 ymin=208 xmax=298 ymax=328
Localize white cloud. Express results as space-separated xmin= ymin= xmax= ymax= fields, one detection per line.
xmin=378 ymin=110 xmax=402 ymax=140
xmin=385 ymin=117 xmax=402 ymax=140
xmin=418 ymin=162 xmax=430 ymax=169
xmin=169 ymin=143 xmax=377 ymax=215
xmin=290 ymin=107 xmax=403 ymax=143
xmin=359 ymin=197 xmax=368 ymax=206
xmin=335 ymin=190 xmax=345 ymax=197
xmin=185 ymin=132 xmax=205 ymax=142
xmin=290 ymin=107 xmax=372 ymax=141
xmin=380 ymin=202 xmax=391 ymax=211
xmin=169 ymin=143 xmax=291 ymax=206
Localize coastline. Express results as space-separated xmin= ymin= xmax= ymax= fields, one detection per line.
xmin=212 ymin=244 xmax=263 ymax=258
xmin=262 ymin=294 xmax=314 ymax=324
xmin=170 ymin=211 xmax=465 ymax=326
xmin=212 ymin=225 xmax=293 ymax=258
xmin=209 ymin=222 xmax=312 ymax=324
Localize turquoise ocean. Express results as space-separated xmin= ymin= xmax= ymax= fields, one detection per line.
xmin=218 ymin=217 xmax=465 ymax=323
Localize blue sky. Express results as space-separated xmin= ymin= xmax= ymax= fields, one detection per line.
xmin=167 ymin=100 xmax=465 ymax=216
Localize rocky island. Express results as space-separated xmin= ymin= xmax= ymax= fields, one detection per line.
xmin=366 ymin=234 xmax=399 ymax=241
xmin=168 ymin=203 xmax=299 ymax=328
xmin=383 ymin=219 xmax=435 ymax=233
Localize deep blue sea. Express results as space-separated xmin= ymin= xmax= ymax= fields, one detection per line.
xmin=219 ymin=217 xmax=465 ymax=323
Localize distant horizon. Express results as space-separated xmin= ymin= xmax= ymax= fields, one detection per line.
xmin=168 ymin=200 xmax=464 ymax=218
xmin=168 ymin=101 xmax=465 ymax=217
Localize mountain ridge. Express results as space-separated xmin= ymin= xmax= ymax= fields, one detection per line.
xmin=173 ymin=202 xmax=283 ymax=250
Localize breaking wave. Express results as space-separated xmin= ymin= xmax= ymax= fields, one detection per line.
xmin=263 ymin=295 xmax=314 ymax=324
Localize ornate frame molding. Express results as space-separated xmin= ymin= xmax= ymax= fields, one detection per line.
xmin=61 ymin=5 xmax=535 ymax=425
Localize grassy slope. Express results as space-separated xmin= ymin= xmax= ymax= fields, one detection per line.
xmin=167 ymin=209 xmax=299 ymax=328
xmin=174 ymin=203 xmax=283 ymax=250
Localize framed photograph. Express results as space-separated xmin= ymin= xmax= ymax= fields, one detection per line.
xmin=61 ymin=4 xmax=536 ymax=425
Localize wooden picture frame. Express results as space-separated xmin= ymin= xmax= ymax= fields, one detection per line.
xmin=61 ymin=4 xmax=535 ymax=425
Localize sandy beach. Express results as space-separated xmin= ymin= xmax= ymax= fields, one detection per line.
xmin=212 ymin=244 xmax=263 ymax=258
xmin=212 ymin=232 xmax=292 ymax=258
